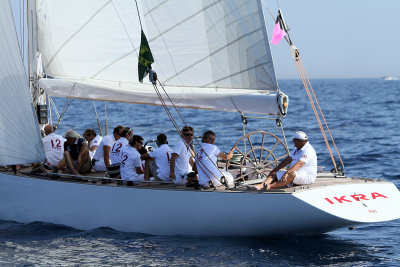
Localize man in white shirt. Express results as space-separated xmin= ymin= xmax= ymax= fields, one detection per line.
xmin=196 ymin=130 xmax=234 ymax=188
xmin=120 ymin=135 xmax=145 ymax=182
xmin=42 ymin=124 xmax=65 ymax=169
xmin=145 ymin=133 xmax=172 ymax=181
xmin=169 ymin=126 xmax=195 ymax=185
xmin=110 ymin=127 xmax=133 ymax=165
xmin=83 ymin=129 xmax=102 ymax=160
xmin=249 ymin=131 xmax=317 ymax=190
xmin=93 ymin=125 xmax=123 ymax=172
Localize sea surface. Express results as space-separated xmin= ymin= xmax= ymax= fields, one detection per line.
xmin=1 ymin=78 xmax=400 ymax=266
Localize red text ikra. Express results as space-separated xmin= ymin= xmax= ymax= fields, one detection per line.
xmin=324 ymin=192 xmax=388 ymax=204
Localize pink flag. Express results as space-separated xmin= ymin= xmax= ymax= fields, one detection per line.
xmin=271 ymin=22 xmax=286 ymax=45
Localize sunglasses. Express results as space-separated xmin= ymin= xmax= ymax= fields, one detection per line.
xmin=184 ymin=133 xmax=193 ymax=137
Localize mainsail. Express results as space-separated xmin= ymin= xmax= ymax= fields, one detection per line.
xmin=0 ymin=0 xmax=45 ymax=165
xmin=35 ymin=0 xmax=287 ymax=115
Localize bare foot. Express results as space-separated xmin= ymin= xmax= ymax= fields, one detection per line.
xmin=246 ymin=182 xmax=265 ymax=191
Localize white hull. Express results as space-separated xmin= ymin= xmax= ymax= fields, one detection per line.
xmin=0 ymin=173 xmax=399 ymax=237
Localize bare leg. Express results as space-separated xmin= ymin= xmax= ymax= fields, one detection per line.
xmin=57 ymin=158 xmax=66 ymax=172
xmin=253 ymin=175 xmax=276 ymax=190
xmin=267 ymin=172 xmax=296 ymax=190
xmin=64 ymin=151 xmax=78 ymax=175
xmin=76 ymin=148 xmax=89 ymax=174
xmin=144 ymin=159 xmax=151 ymax=180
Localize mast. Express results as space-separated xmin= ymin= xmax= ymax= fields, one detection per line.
xmin=27 ymin=0 xmax=47 ymax=129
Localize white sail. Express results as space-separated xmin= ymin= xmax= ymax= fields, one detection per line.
xmin=0 ymin=0 xmax=45 ymax=165
xmin=35 ymin=0 xmax=287 ymax=115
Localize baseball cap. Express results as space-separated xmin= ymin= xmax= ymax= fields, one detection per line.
xmin=293 ymin=131 xmax=308 ymax=141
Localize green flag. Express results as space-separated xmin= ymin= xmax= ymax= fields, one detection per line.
xmin=138 ymin=30 xmax=154 ymax=83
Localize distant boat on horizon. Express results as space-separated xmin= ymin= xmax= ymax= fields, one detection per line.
xmin=383 ymin=75 xmax=398 ymax=80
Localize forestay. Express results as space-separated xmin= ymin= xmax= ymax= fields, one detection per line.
xmin=0 ymin=0 xmax=45 ymax=165
xmin=36 ymin=0 xmax=287 ymax=115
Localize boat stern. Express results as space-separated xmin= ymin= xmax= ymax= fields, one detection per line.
xmin=293 ymin=180 xmax=400 ymax=224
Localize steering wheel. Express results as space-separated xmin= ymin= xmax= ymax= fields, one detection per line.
xmin=226 ymin=131 xmax=289 ymax=182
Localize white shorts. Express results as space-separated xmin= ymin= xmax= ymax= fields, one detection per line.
xmin=124 ymin=174 xmax=145 ymax=182
xmin=275 ymin=171 xmax=315 ymax=186
xmin=293 ymin=171 xmax=316 ymax=185
xmin=93 ymin=159 xmax=107 ymax=172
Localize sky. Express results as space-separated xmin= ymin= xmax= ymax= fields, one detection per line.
xmin=264 ymin=0 xmax=400 ymax=79
xmin=10 ymin=0 xmax=400 ymax=79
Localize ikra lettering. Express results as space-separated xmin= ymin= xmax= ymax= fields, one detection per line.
xmin=324 ymin=192 xmax=388 ymax=204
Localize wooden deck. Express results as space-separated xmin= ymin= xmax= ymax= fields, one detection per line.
xmin=1 ymin=165 xmax=388 ymax=194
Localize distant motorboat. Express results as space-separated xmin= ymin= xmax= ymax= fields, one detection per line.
xmin=383 ymin=75 xmax=398 ymax=80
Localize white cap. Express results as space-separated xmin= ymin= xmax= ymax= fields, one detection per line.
xmin=293 ymin=131 xmax=308 ymax=141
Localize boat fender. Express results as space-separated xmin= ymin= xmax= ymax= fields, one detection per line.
xmin=277 ymin=93 xmax=289 ymax=116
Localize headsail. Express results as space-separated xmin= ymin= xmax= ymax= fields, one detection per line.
xmin=0 ymin=0 xmax=45 ymax=165
xmin=36 ymin=0 xmax=287 ymax=115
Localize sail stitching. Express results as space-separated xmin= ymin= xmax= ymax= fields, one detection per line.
xmin=44 ymin=0 xmax=113 ymax=70
xmin=163 ymin=27 xmax=263 ymax=85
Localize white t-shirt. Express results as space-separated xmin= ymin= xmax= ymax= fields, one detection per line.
xmin=110 ymin=137 xmax=129 ymax=165
xmin=196 ymin=143 xmax=223 ymax=186
xmin=172 ymin=139 xmax=192 ymax=177
xmin=89 ymin=135 xmax=102 ymax=159
xmin=149 ymin=144 xmax=172 ymax=180
xmin=93 ymin=134 xmax=115 ymax=164
xmin=120 ymin=146 xmax=142 ymax=181
xmin=289 ymin=142 xmax=317 ymax=176
xmin=42 ymin=133 xmax=65 ymax=167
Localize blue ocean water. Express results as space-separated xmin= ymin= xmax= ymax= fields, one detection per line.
xmin=1 ymin=79 xmax=399 ymax=266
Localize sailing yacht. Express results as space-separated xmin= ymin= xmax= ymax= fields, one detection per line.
xmin=0 ymin=0 xmax=399 ymax=237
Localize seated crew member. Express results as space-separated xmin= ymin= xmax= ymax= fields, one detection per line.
xmin=92 ymin=125 xmax=123 ymax=172
xmin=42 ymin=124 xmax=65 ymax=170
xmin=144 ymin=133 xmax=172 ymax=181
xmin=169 ymin=126 xmax=195 ymax=185
xmin=248 ymin=131 xmax=317 ymax=191
xmin=83 ymin=128 xmax=102 ymax=160
xmin=120 ymin=135 xmax=145 ymax=182
xmin=63 ymin=129 xmax=91 ymax=175
xmin=196 ymin=130 xmax=234 ymax=188
xmin=110 ymin=127 xmax=133 ymax=165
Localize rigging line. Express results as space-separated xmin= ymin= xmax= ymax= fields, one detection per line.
xmin=45 ymin=0 xmax=113 ymax=70
xmin=55 ymin=83 xmax=77 ymax=128
xmin=111 ymin=1 xmax=139 ymax=57
xmin=298 ymin=59 xmax=344 ymax=170
xmin=49 ymin=96 xmax=60 ymax=119
xmin=47 ymin=93 xmax=52 ymax=125
xmin=143 ymin=0 xmax=183 ymax=85
xmin=294 ymin=59 xmax=338 ymax=172
xmin=278 ymin=118 xmax=288 ymax=149
xmin=156 ymin=81 xmax=226 ymax=183
xmin=92 ymin=100 xmax=103 ymax=136
xmin=94 ymin=0 xmax=223 ymax=80
xmin=134 ymin=0 xmax=143 ymax=29
xmin=153 ymin=83 xmax=222 ymax=185
xmin=104 ymin=101 xmax=108 ymax=135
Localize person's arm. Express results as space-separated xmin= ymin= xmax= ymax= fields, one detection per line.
xmin=217 ymin=150 xmax=234 ymax=161
xmin=141 ymin=153 xmax=150 ymax=160
xmin=103 ymin=145 xmax=111 ymax=167
xmin=89 ymin=145 xmax=98 ymax=153
xmin=169 ymin=153 xmax=179 ymax=180
xmin=268 ymin=156 xmax=292 ymax=176
xmin=286 ymin=160 xmax=305 ymax=174
xmin=136 ymin=166 xmax=144 ymax=174
xmin=76 ymin=142 xmax=89 ymax=172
